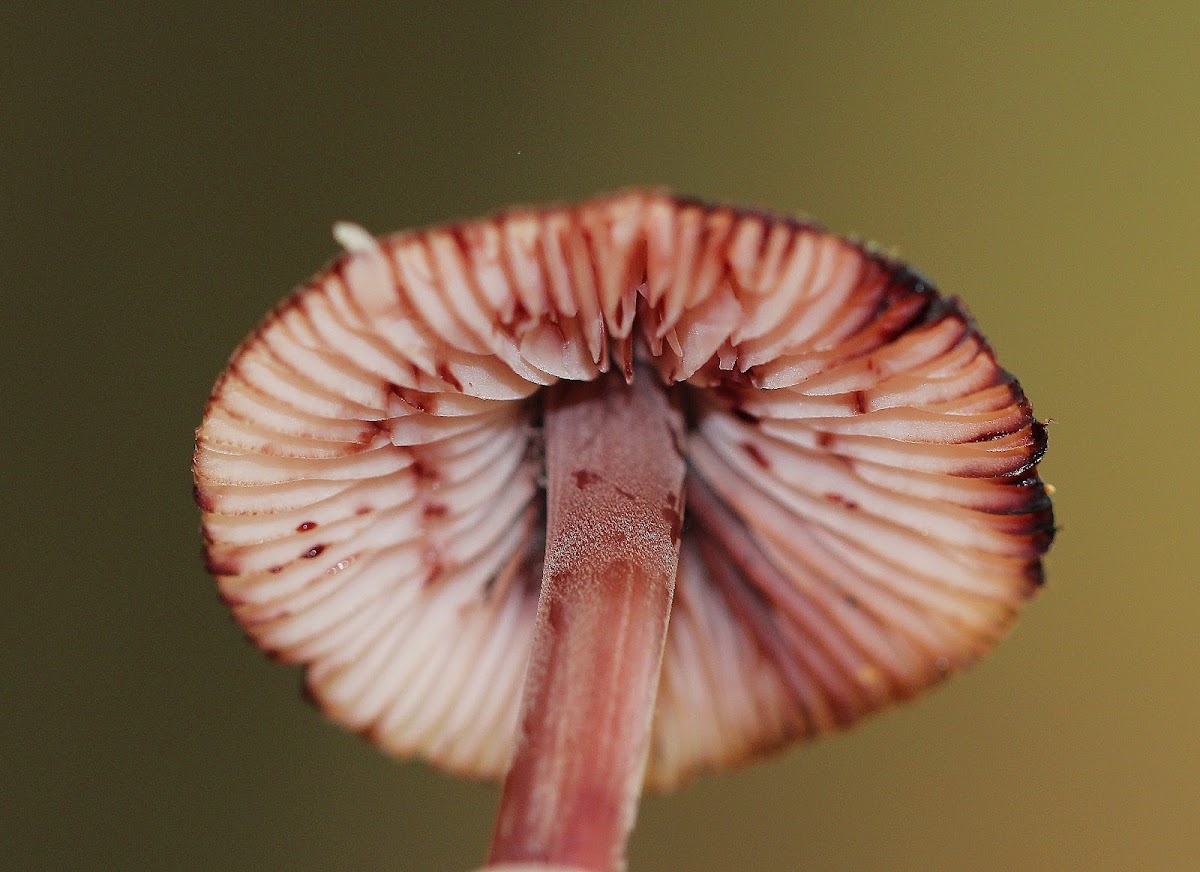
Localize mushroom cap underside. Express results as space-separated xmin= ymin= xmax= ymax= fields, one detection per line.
xmin=194 ymin=190 xmax=1053 ymax=791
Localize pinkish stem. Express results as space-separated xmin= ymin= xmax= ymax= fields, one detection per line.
xmin=488 ymin=370 xmax=687 ymax=872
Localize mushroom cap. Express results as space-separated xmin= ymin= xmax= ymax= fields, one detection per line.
xmin=194 ymin=190 xmax=1053 ymax=791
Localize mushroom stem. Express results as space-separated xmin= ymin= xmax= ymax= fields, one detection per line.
xmin=488 ymin=369 xmax=687 ymax=872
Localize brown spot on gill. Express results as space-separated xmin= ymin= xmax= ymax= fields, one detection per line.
xmin=355 ymin=505 xmax=373 ymax=515
xmin=302 ymin=545 xmax=326 ymax=559
xmin=815 ymin=431 xmax=835 ymax=449
xmin=824 ymin=493 xmax=859 ymax=510
xmin=508 ymin=297 xmax=533 ymax=330
xmin=731 ymin=407 xmax=760 ymax=424
xmin=422 ymin=547 xmax=445 ymax=586
xmin=573 ymin=469 xmax=601 ymax=489
xmin=411 ymin=459 xmax=440 ymax=483
xmin=851 ymin=390 xmax=869 ymax=414
xmin=297 ymin=521 xmax=317 ymax=532
xmin=423 ymin=502 xmax=449 ymax=519
xmin=435 ymin=363 xmax=463 ymax=392
xmin=741 ymin=441 xmax=771 ymax=469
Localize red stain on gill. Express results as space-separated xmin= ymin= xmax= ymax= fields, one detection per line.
xmin=412 ymin=460 xmax=440 ymax=483
xmin=436 ymin=363 xmax=463 ymax=392
xmin=741 ymin=442 xmax=770 ymax=469
xmin=302 ymin=545 xmax=326 ymax=559
xmin=422 ymin=547 xmax=444 ymax=586
xmin=508 ymin=298 xmax=532 ymax=329
xmin=824 ymin=493 xmax=859 ymax=510
xmin=297 ymin=521 xmax=317 ymax=532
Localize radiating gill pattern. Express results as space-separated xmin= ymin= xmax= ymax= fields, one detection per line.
xmin=194 ymin=190 xmax=1053 ymax=789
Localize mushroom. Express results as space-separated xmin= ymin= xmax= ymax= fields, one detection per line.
xmin=194 ymin=190 xmax=1054 ymax=871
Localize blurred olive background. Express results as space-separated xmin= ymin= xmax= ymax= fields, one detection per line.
xmin=4 ymin=2 xmax=1197 ymax=870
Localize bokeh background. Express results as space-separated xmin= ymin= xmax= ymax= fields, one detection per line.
xmin=5 ymin=3 xmax=1197 ymax=870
